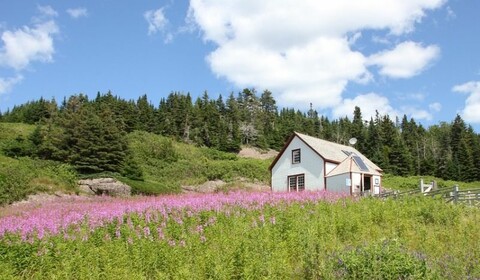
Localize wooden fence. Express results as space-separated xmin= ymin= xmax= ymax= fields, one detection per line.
xmin=375 ymin=185 xmax=480 ymax=207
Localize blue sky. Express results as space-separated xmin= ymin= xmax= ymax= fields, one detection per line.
xmin=1 ymin=1 xmax=480 ymax=130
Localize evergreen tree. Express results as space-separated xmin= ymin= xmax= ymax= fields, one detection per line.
xmin=56 ymin=95 xmax=129 ymax=174
xmin=135 ymin=94 xmax=156 ymax=133
xmin=225 ymin=93 xmax=242 ymax=152
xmin=351 ymin=106 xmax=367 ymax=153
xmin=258 ymin=90 xmax=278 ymax=148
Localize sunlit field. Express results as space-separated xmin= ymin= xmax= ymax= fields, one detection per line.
xmin=1 ymin=191 xmax=479 ymax=279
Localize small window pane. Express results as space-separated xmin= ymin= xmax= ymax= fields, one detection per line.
xmin=298 ymin=175 xmax=305 ymax=191
xmin=292 ymin=149 xmax=301 ymax=163
xmin=288 ymin=176 xmax=297 ymax=191
xmin=288 ymin=174 xmax=305 ymax=192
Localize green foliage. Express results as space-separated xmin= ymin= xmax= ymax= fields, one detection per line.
xmin=1 ymin=197 xmax=480 ymax=278
xmin=126 ymin=131 xmax=270 ymax=194
xmin=382 ymin=173 xmax=480 ymax=191
xmin=119 ymin=152 xmax=144 ymax=181
xmin=0 ymin=156 xmax=77 ymax=205
xmin=3 ymin=91 xmax=480 ymax=181
xmin=334 ymin=240 xmax=428 ymax=279
xmin=128 ymin=131 xmax=178 ymax=164
xmin=2 ymin=136 xmax=35 ymax=157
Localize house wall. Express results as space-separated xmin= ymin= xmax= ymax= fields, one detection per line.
xmin=351 ymin=173 xmax=362 ymax=194
xmin=372 ymin=175 xmax=381 ymax=194
xmin=326 ymin=173 xmax=350 ymax=193
xmin=271 ymin=136 xmax=325 ymax=192
xmin=325 ymin=162 xmax=338 ymax=175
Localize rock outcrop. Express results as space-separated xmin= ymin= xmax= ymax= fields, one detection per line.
xmin=78 ymin=178 xmax=131 ymax=197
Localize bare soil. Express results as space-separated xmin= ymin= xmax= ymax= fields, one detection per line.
xmin=237 ymin=146 xmax=278 ymax=160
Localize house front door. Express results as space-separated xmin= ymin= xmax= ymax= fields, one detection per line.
xmin=363 ymin=175 xmax=371 ymax=192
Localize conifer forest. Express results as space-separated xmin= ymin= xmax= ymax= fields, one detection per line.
xmin=1 ymin=89 xmax=479 ymax=182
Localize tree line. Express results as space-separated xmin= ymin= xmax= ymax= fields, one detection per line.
xmin=1 ymin=89 xmax=480 ymax=182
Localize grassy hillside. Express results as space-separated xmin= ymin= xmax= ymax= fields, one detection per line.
xmin=0 ymin=123 xmax=77 ymax=205
xmin=1 ymin=122 xmax=479 ymax=206
xmin=124 ymin=131 xmax=270 ymax=194
xmin=0 ymin=123 xmax=271 ymax=205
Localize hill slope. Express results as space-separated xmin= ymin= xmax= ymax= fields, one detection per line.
xmin=125 ymin=131 xmax=271 ymax=194
xmin=0 ymin=123 xmax=272 ymax=205
xmin=2 ymin=122 xmax=480 ymax=206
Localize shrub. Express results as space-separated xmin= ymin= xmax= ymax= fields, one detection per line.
xmin=333 ymin=240 xmax=428 ymax=279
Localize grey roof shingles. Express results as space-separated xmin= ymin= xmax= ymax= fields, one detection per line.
xmin=289 ymin=132 xmax=382 ymax=174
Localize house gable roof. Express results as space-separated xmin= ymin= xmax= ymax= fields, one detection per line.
xmin=269 ymin=132 xmax=383 ymax=173
xmin=326 ymin=155 xmax=382 ymax=177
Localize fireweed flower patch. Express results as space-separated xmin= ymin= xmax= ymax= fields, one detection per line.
xmin=1 ymin=192 xmax=479 ymax=279
xmin=0 ymin=190 xmax=347 ymax=241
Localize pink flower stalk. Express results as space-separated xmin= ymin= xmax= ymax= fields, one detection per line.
xmin=0 ymin=190 xmax=348 ymax=241
xmin=143 ymin=226 xmax=151 ymax=237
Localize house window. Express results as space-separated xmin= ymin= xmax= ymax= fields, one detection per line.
xmin=288 ymin=174 xmax=305 ymax=192
xmin=292 ymin=149 xmax=301 ymax=164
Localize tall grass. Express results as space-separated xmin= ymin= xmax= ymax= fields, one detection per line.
xmin=1 ymin=192 xmax=479 ymax=279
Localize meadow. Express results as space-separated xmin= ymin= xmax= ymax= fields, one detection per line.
xmin=1 ymin=191 xmax=479 ymax=279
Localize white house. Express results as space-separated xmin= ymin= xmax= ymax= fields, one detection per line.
xmin=269 ymin=132 xmax=382 ymax=195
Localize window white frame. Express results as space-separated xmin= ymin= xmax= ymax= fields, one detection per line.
xmin=292 ymin=149 xmax=301 ymax=164
xmin=288 ymin=174 xmax=305 ymax=192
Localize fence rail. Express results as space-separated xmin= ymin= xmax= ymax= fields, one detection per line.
xmin=376 ymin=185 xmax=480 ymax=207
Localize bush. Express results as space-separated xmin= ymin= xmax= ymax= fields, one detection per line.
xmin=2 ymin=136 xmax=35 ymax=158
xmin=0 ymin=157 xmax=77 ymax=206
xmin=125 ymin=131 xmax=271 ymax=194
xmin=333 ymin=240 xmax=428 ymax=279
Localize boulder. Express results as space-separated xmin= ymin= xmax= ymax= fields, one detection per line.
xmin=78 ymin=178 xmax=131 ymax=197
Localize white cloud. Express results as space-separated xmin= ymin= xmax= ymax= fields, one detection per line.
xmin=372 ymin=35 xmax=391 ymax=45
xmin=348 ymin=32 xmax=362 ymax=46
xmin=208 ymin=37 xmax=368 ymax=108
xmin=429 ymin=102 xmax=442 ymax=112
xmin=0 ymin=75 xmax=23 ymax=95
xmin=332 ymin=92 xmax=439 ymax=121
xmin=0 ymin=8 xmax=59 ymax=95
xmin=453 ymin=81 xmax=480 ymax=123
xmin=37 ymin=5 xmax=58 ymax=18
xmin=0 ymin=20 xmax=59 ymax=70
xmin=187 ymin=0 xmax=445 ymax=109
xmin=446 ymin=6 xmax=456 ymax=20
xmin=67 ymin=8 xmax=88 ymax=19
xmin=144 ymin=8 xmax=168 ymax=35
xmin=332 ymin=92 xmax=399 ymax=120
xmin=369 ymin=41 xmax=440 ymax=78
xmin=401 ymin=106 xmax=432 ymax=120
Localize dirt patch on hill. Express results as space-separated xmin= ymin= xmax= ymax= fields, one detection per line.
xmin=238 ymin=147 xmax=278 ymax=160
xmin=182 ymin=178 xmax=270 ymax=193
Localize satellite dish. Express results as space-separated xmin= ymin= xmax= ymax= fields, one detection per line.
xmin=348 ymin=137 xmax=357 ymax=146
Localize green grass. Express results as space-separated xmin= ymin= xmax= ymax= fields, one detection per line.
xmin=1 ymin=196 xmax=479 ymax=279
xmin=0 ymin=124 xmax=272 ymax=203
xmin=126 ymin=131 xmax=271 ymax=194
xmin=0 ymin=155 xmax=78 ymax=205
xmin=2 ymin=122 xmax=479 ymax=204
xmin=0 ymin=123 xmax=78 ymax=205
xmin=382 ymin=173 xmax=480 ymax=191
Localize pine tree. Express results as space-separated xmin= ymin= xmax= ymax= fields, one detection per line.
xmin=225 ymin=93 xmax=242 ymax=152
xmin=351 ymin=106 xmax=367 ymax=153
xmin=136 ymin=94 xmax=156 ymax=133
